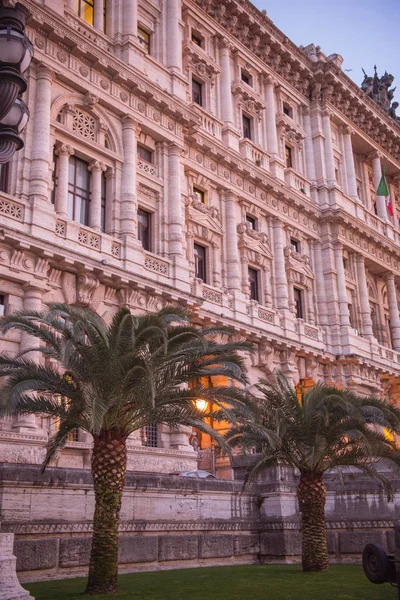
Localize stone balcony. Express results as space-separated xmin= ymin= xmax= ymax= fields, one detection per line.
xmin=191 ymin=103 xmax=223 ymax=141
xmin=137 ymin=157 xmax=159 ymax=180
xmin=239 ymin=138 xmax=270 ymax=170
xmin=284 ymin=168 xmax=311 ymax=197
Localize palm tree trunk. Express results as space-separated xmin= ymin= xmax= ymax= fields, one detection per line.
xmin=85 ymin=432 xmax=127 ymax=595
xmin=297 ymin=472 xmax=328 ymax=572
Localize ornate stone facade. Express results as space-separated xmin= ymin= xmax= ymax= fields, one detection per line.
xmin=0 ymin=0 xmax=400 ymax=474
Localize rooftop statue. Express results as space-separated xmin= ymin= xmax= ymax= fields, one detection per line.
xmin=361 ymin=66 xmax=399 ymax=120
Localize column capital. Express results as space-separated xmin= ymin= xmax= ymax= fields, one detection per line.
xmin=341 ymin=124 xmax=355 ymax=136
xmin=55 ymin=141 xmax=74 ymax=157
xmin=36 ymin=63 xmax=54 ymax=81
xmin=369 ymin=150 xmax=383 ymax=161
xmin=88 ymin=160 xmax=107 ymax=173
xmin=218 ymin=36 xmax=232 ymax=51
xmin=301 ymin=104 xmax=311 ymax=116
xmin=168 ymin=142 xmax=184 ymax=156
xmin=322 ymin=107 xmax=333 ymax=119
xmin=385 ymin=271 xmax=395 ymax=282
xmin=263 ymin=73 xmax=276 ymax=87
xmin=122 ymin=114 xmax=141 ymax=134
xmin=354 ymin=253 xmax=365 ymax=264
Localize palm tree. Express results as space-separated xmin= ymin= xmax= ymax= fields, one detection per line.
xmin=227 ymin=374 xmax=400 ymax=573
xmin=0 ymin=303 xmax=253 ymax=595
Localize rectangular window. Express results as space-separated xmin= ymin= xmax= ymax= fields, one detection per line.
xmin=74 ymin=0 xmax=94 ymax=26
xmin=193 ymin=187 xmax=205 ymax=204
xmin=246 ymin=215 xmax=256 ymax=230
xmin=137 ymin=145 xmax=153 ymax=163
xmin=0 ymin=294 xmax=5 ymax=317
xmin=194 ymin=243 xmax=207 ymax=282
xmin=138 ymin=25 xmax=151 ymax=54
xmin=141 ymin=424 xmax=158 ymax=447
xmin=241 ymin=70 xmax=251 ymax=86
xmin=192 ymin=78 xmax=203 ymax=106
xmin=67 ymin=428 xmax=80 ymax=442
xmin=290 ymin=238 xmax=300 ymax=253
xmin=68 ymin=156 xmax=90 ymax=226
xmin=191 ymin=32 xmax=202 ymax=47
xmin=249 ymin=267 xmax=259 ymax=302
xmin=0 ymin=162 xmax=10 ymax=194
xmin=294 ymin=287 xmax=303 ymax=319
xmin=283 ymin=103 xmax=292 ymax=118
xmin=242 ymin=114 xmax=251 ymax=140
xmin=285 ymin=145 xmax=293 ymax=169
xmin=137 ymin=208 xmax=151 ymax=251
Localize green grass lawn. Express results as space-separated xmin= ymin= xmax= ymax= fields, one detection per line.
xmin=26 ymin=564 xmax=396 ymax=600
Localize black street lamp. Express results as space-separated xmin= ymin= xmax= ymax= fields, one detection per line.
xmin=0 ymin=2 xmax=33 ymax=162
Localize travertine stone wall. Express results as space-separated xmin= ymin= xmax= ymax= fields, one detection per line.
xmin=0 ymin=464 xmax=397 ymax=582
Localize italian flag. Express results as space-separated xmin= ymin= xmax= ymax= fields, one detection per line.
xmin=376 ymin=171 xmax=394 ymax=217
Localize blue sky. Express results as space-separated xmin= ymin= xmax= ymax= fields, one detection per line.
xmin=253 ymin=0 xmax=400 ymax=106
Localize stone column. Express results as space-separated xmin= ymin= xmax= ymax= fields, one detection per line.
xmin=371 ymin=152 xmax=387 ymax=219
xmin=54 ymin=143 xmax=74 ymax=218
xmin=120 ymin=116 xmax=138 ymax=238
xmin=263 ymin=265 xmax=272 ymax=307
xmin=166 ymin=0 xmax=182 ymax=72
xmin=168 ymin=143 xmax=184 ymax=256
xmin=355 ymin=254 xmax=373 ymax=337
xmin=29 ymin=65 xmax=53 ymax=203
xmin=312 ymin=240 xmax=328 ymax=325
xmin=386 ymin=273 xmax=400 ymax=350
xmin=272 ymin=219 xmax=289 ymax=310
xmin=264 ymin=75 xmax=279 ymax=157
xmin=322 ymin=109 xmax=336 ymax=186
xmin=212 ymin=242 xmax=221 ymax=288
xmin=342 ymin=126 xmax=359 ymax=201
xmin=66 ymin=0 xmax=74 ymax=9
xmin=224 ymin=190 xmax=241 ymax=292
xmin=303 ymin=106 xmax=316 ymax=184
xmin=241 ymin=256 xmax=250 ymax=297
xmin=88 ymin=160 xmax=107 ymax=232
xmin=219 ymin=39 xmax=233 ymax=126
xmin=13 ymin=285 xmax=44 ymax=432
xmin=0 ymin=533 xmax=34 ymax=600
xmin=122 ymin=0 xmax=137 ymax=63
xmin=333 ymin=243 xmax=350 ymax=327
xmin=93 ymin=0 xmax=104 ymax=31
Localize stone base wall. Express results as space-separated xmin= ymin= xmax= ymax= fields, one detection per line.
xmin=0 ymin=464 xmax=397 ymax=582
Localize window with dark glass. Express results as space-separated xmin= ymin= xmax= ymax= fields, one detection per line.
xmin=242 ymin=114 xmax=251 ymax=140
xmin=246 ymin=215 xmax=256 ymax=230
xmin=192 ymin=78 xmax=203 ymax=106
xmin=138 ymin=25 xmax=151 ymax=54
xmin=241 ymin=70 xmax=251 ymax=86
xmin=283 ymin=103 xmax=292 ymax=118
xmin=51 ymin=150 xmax=57 ymax=205
xmin=294 ymin=287 xmax=303 ymax=319
xmin=0 ymin=294 xmax=5 ymax=317
xmin=68 ymin=156 xmax=90 ymax=226
xmin=285 ymin=145 xmax=293 ymax=168
xmin=191 ymin=32 xmax=202 ymax=47
xmin=138 ymin=208 xmax=151 ymax=251
xmin=348 ymin=304 xmax=356 ymax=329
xmin=194 ymin=243 xmax=206 ymax=282
xmin=193 ymin=187 xmax=205 ymax=203
xmin=101 ymin=173 xmax=106 ymax=232
xmin=249 ymin=267 xmax=259 ymax=302
xmin=290 ymin=238 xmax=299 ymax=253
xmin=74 ymin=0 xmax=94 ymax=26
xmin=0 ymin=162 xmax=10 ymax=194
xmin=137 ymin=144 xmax=153 ymax=163
xmin=141 ymin=424 xmax=158 ymax=447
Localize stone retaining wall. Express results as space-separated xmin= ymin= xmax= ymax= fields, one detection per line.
xmin=0 ymin=464 xmax=397 ymax=582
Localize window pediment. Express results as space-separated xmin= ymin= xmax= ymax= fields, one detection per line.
xmin=232 ymin=80 xmax=265 ymax=116
xmin=284 ymin=246 xmax=314 ymax=279
xmin=183 ymin=43 xmax=220 ymax=85
xmin=237 ymin=222 xmax=271 ymax=257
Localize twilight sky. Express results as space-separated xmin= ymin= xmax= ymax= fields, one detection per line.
xmin=252 ymin=0 xmax=400 ymax=106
